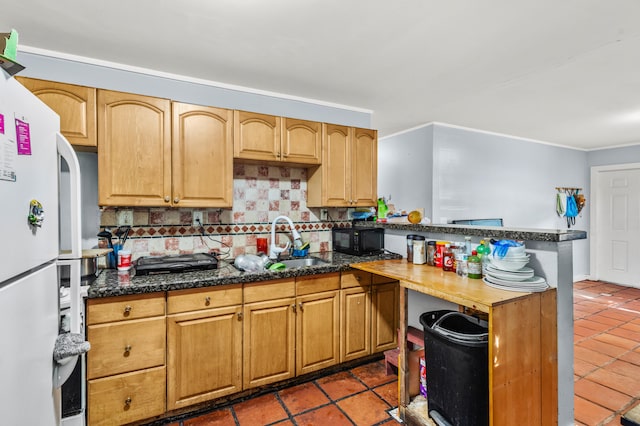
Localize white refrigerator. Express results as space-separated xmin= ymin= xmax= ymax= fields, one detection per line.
xmin=0 ymin=72 xmax=83 ymax=424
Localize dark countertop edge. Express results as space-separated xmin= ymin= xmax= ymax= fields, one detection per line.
xmin=356 ymin=222 xmax=587 ymax=242
xmin=87 ymin=252 xmax=403 ymax=299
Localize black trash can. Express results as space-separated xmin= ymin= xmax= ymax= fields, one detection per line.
xmin=419 ymin=310 xmax=489 ymax=426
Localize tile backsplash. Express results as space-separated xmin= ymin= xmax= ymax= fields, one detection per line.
xmin=99 ymin=164 xmax=351 ymax=260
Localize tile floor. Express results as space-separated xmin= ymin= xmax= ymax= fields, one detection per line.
xmin=162 ymin=280 xmax=640 ymax=426
xmin=573 ymin=280 xmax=640 ymax=426
xmin=168 ymin=361 xmax=398 ymax=426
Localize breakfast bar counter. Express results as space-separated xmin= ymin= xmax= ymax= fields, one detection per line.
xmin=351 ymin=259 xmax=558 ymax=426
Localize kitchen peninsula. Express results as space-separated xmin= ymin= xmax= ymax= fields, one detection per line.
xmin=353 ymin=223 xmax=586 ymax=426
xmin=85 ymin=224 xmax=584 ymax=426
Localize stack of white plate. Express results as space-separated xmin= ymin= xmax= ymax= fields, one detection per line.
xmin=483 ymin=242 xmax=548 ymax=292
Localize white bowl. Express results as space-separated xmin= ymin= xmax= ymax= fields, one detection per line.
xmin=489 ymin=256 xmax=529 ymax=271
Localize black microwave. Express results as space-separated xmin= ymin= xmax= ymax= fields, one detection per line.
xmin=332 ymin=227 xmax=384 ymax=256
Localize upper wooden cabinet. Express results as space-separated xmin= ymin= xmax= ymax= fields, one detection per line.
xmin=172 ymin=102 xmax=234 ymax=208
xmin=98 ymin=90 xmax=233 ymax=207
xmin=98 ymin=90 xmax=171 ymax=207
xmin=17 ymin=77 xmax=97 ymax=149
xmin=234 ymin=111 xmax=321 ymax=165
xmin=307 ymin=124 xmax=378 ymax=207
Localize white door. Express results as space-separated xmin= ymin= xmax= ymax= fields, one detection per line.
xmin=592 ymin=164 xmax=640 ymax=287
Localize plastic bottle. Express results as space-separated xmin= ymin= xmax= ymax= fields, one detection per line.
xmin=464 ymin=236 xmax=472 ymax=256
xmin=476 ymin=239 xmax=491 ymax=276
xmin=467 ymin=250 xmax=482 ymax=279
xmin=455 ymin=253 xmax=468 ymax=277
xmin=426 ymin=240 xmax=436 ymax=266
xmin=443 ymin=244 xmax=454 ymax=272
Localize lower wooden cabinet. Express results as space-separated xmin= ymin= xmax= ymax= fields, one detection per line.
xmin=86 ymin=271 xmax=399 ymax=424
xmin=296 ymin=290 xmax=340 ymax=375
xmin=87 ymin=366 xmax=166 ymax=426
xmin=167 ymin=305 xmax=243 ymax=409
xmin=166 ymin=285 xmax=243 ymax=410
xmin=86 ymin=293 xmax=166 ymax=426
xmin=341 ymin=285 xmax=372 ymax=362
xmin=371 ymin=281 xmax=400 ymax=353
xmin=243 ymin=297 xmax=296 ymax=388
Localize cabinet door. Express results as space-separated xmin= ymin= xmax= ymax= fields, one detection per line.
xmin=172 ymin=102 xmax=233 ymax=207
xmin=341 ymin=286 xmax=371 ymax=362
xmin=321 ymin=124 xmax=351 ymax=206
xmin=234 ymin=110 xmax=281 ymax=162
xmin=98 ymin=90 xmax=171 ymax=206
xmin=17 ymin=77 xmax=97 ymax=148
xmin=167 ymin=305 xmax=243 ymax=410
xmin=281 ymin=118 xmax=321 ymax=165
xmin=243 ymin=298 xmax=296 ymax=388
xmin=371 ymin=282 xmax=399 ymax=353
xmin=351 ymin=128 xmax=378 ymax=206
xmin=296 ymin=290 xmax=340 ymax=375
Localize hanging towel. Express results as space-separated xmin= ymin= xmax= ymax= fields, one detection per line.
xmin=556 ymin=192 xmax=566 ymax=217
xmin=566 ymin=193 xmax=578 ymax=227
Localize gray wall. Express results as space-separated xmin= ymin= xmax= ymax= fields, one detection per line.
xmin=378 ymin=124 xmax=434 ymax=217
xmin=18 ymin=52 xmax=372 ymax=128
xmin=380 ymin=124 xmax=591 ymax=279
xmin=587 ymin=144 xmax=640 ymax=167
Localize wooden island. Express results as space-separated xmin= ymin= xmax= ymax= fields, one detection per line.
xmin=352 ymin=259 xmax=558 ymax=425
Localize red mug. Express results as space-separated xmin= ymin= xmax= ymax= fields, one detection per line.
xmin=256 ymin=237 xmax=268 ymax=254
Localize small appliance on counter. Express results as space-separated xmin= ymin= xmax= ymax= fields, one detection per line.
xmin=135 ymin=253 xmax=218 ymax=275
xmin=332 ymin=227 xmax=384 ymax=256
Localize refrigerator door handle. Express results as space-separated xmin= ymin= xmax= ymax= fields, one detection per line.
xmin=57 ymin=132 xmax=82 ymax=260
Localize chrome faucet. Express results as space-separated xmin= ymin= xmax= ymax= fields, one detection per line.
xmin=269 ymin=215 xmax=302 ymax=260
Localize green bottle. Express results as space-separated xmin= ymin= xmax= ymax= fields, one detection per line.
xmin=467 ymin=250 xmax=482 ymax=279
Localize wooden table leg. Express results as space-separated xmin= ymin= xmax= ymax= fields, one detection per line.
xmin=399 ymin=285 xmax=409 ymax=418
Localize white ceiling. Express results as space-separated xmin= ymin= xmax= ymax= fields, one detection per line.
xmin=3 ymin=0 xmax=640 ymax=150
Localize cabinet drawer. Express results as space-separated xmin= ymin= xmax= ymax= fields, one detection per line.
xmin=341 ymin=270 xmax=372 ymax=288
xmin=296 ymin=272 xmax=340 ymax=296
xmin=87 ymin=293 xmax=165 ymax=325
xmin=168 ymin=284 xmax=242 ymax=314
xmin=244 ymin=279 xmax=295 ymax=303
xmin=88 ymin=366 xmax=165 ymax=426
xmin=87 ymin=317 xmax=166 ymax=379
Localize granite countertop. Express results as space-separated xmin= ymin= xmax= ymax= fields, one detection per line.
xmin=88 ymin=251 xmax=403 ymax=299
xmin=357 ymin=222 xmax=587 ymax=242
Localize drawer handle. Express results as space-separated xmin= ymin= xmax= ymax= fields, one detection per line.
xmin=124 ymin=396 xmax=132 ymax=407
xmin=124 ymin=345 xmax=132 ymax=356
xmin=205 ymin=296 xmax=211 ymax=306
xmin=123 ymin=305 xmax=132 ymax=315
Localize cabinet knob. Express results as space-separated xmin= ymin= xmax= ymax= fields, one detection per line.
xmin=124 ymin=397 xmax=132 ymax=407
xmin=164 ymin=196 xmax=170 ymax=203
xmin=237 ymin=312 xmax=243 ymax=321
xmin=291 ymin=304 xmax=297 ymax=313
xmin=124 ymin=345 xmax=132 ymax=355
xmin=205 ymin=296 xmax=211 ymax=305
xmin=299 ymin=302 xmax=304 ymax=311
xmin=174 ymin=197 xmax=180 ymax=204
xmin=123 ymin=305 xmax=132 ymax=315
xmin=355 ymin=275 xmax=361 ymax=281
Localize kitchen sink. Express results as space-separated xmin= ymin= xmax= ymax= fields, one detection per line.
xmin=279 ymin=258 xmax=329 ymax=268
